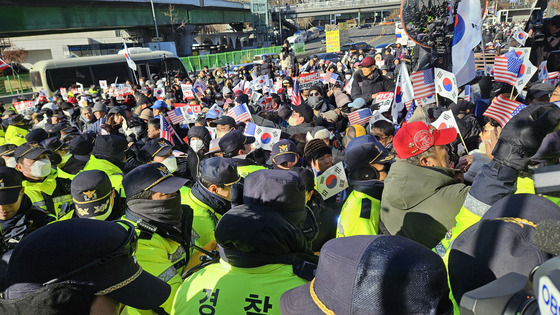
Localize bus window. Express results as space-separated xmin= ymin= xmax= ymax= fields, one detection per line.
xmin=46 ymin=66 xmax=92 ymax=92
xmin=147 ymin=58 xmax=188 ymax=78
xmin=90 ymin=62 xmax=130 ymax=85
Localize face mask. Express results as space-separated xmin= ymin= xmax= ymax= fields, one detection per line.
xmin=6 ymin=157 xmax=16 ymax=168
xmin=359 ymin=56 xmax=364 ymax=61
xmin=288 ymin=116 xmax=299 ymax=126
xmin=190 ymin=139 xmax=204 ymax=153
xmin=63 ymin=109 xmax=74 ymax=117
xmin=30 ymin=159 xmax=51 ymax=178
xmin=126 ymin=126 xmax=142 ymax=137
xmin=161 ymin=156 xmax=177 ymax=173
xmin=216 ymin=101 xmax=224 ymax=106
xmin=345 ymin=75 xmax=352 ymax=80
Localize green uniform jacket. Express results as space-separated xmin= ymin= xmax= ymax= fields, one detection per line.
xmin=336 ymin=190 xmax=381 ymax=237
xmin=121 ymin=216 xmax=187 ymax=315
xmin=171 ymin=260 xmax=307 ymax=315
xmin=22 ymin=172 xmax=73 ymax=220
xmin=181 ymin=187 xmax=221 ymax=250
xmin=380 ymin=161 xmax=470 ymax=248
xmin=5 ymin=125 xmax=28 ymax=146
xmin=81 ymin=156 xmax=124 ymax=194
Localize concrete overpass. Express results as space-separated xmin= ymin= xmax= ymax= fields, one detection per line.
xmin=272 ymin=0 xmax=400 ymax=19
xmin=0 ymin=0 xmax=252 ymax=37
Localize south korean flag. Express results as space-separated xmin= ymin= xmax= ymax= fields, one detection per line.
xmin=316 ymin=162 xmax=348 ymax=200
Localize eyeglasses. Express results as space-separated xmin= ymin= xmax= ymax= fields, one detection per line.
xmin=373 ymin=134 xmax=388 ymax=140
xmin=43 ymin=220 xmax=138 ymax=286
xmin=309 ymin=92 xmax=321 ymax=96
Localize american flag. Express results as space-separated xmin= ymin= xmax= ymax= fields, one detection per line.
xmin=344 ymin=76 xmax=353 ymax=94
xmin=549 ymin=72 xmax=559 ymax=79
xmin=166 ymin=108 xmax=186 ymax=125
xmin=483 ymin=95 xmax=524 ymax=127
xmin=493 ymin=51 xmax=523 ymax=86
xmin=463 ymin=85 xmax=470 ymax=102
xmin=411 ymin=69 xmax=435 ymax=100
xmin=404 ymin=100 xmax=417 ymax=122
xmin=160 ymin=115 xmax=176 ymax=145
xmin=227 ymin=103 xmax=252 ymax=123
xmin=322 ymin=72 xmax=339 ymax=84
xmin=290 ymin=79 xmax=301 ymax=106
xmin=348 ymin=108 xmax=372 ymax=126
xmin=0 ymin=59 xmax=9 ymax=72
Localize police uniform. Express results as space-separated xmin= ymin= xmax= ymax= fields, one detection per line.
xmin=172 ymin=170 xmax=319 ymax=315
xmin=14 ymin=143 xmax=73 ymax=220
xmin=5 ymin=115 xmax=29 ymax=146
xmin=182 ymin=157 xmax=240 ymax=250
xmin=121 ymin=163 xmax=190 ymax=315
xmin=57 ymin=134 xmax=95 ymax=180
xmin=218 ymin=130 xmax=266 ymax=177
xmin=81 ymin=135 xmax=128 ymax=194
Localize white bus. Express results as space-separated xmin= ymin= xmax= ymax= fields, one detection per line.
xmin=29 ymin=51 xmax=188 ymax=95
xmin=496 ymin=8 xmax=534 ymax=24
xmin=395 ymin=22 xmax=410 ymax=46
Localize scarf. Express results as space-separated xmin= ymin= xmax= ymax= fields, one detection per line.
xmin=191 ymin=181 xmax=231 ymax=216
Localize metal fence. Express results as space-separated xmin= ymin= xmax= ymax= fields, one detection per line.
xmin=180 ymin=43 xmax=305 ymax=71
xmin=0 ymin=74 xmax=32 ymax=96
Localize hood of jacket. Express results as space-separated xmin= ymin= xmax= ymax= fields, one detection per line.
xmin=382 ymin=161 xmax=459 ymax=210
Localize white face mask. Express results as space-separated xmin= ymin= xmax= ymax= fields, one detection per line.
xmin=216 ymin=130 xmax=229 ymax=139
xmin=288 ymin=116 xmax=299 ymax=126
xmin=6 ymin=157 xmax=16 ymax=168
xmin=63 ymin=109 xmax=74 ymax=117
xmin=30 ymin=159 xmax=51 ymax=178
xmin=190 ymin=139 xmax=204 ymax=153
xmin=345 ymin=75 xmax=352 ymax=80
xmin=125 ymin=126 xmax=142 ymax=137
xmin=216 ymin=101 xmax=224 ymax=106
xmin=161 ymin=156 xmax=177 ymax=173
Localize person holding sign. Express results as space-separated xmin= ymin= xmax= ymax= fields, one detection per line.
xmin=350 ymin=57 xmax=395 ymax=107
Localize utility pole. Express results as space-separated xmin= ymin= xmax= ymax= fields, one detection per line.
xmin=150 ymin=0 xmax=161 ymax=50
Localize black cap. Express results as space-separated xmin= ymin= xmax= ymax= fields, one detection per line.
xmin=5 ymin=219 xmax=171 ymax=309
xmin=528 ymin=83 xmax=555 ymax=100
xmin=235 ymin=93 xmax=249 ymax=105
xmin=48 ymin=122 xmax=70 ymax=134
xmin=344 ymin=136 xmax=391 ymax=172
xmin=243 ymin=169 xmax=307 ymax=225
xmin=271 ymin=139 xmax=298 ymax=165
xmin=71 ymin=170 xmax=113 ymax=219
xmin=25 ymin=129 xmax=49 ymax=144
xmin=209 ymin=116 xmax=236 ymax=128
xmin=138 ymin=138 xmax=173 ymax=163
xmin=92 ymin=135 xmax=128 ymax=161
xmin=123 ymin=163 xmax=188 ymax=197
xmin=218 ymin=130 xmax=255 ymax=155
xmin=199 ymin=157 xmax=240 ymax=186
xmin=0 ymin=167 xmax=23 ymax=205
xmin=70 ymin=134 xmax=95 ymax=156
xmin=43 ymin=137 xmax=69 ymax=152
xmin=108 ymin=106 xmax=126 ymax=116
xmin=14 ymin=143 xmax=48 ymax=161
xmin=0 ymin=144 xmax=16 ymax=156
xmin=292 ymin=103 xmax=314 ymax=123
xmin=449 ymin=100 xmax=475 ymax=116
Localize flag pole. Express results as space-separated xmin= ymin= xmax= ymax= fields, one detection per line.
xmin=480 ymin=42 xmax=487 ymax=75
xmin=457 ymin=130 xmax=469 ymax=153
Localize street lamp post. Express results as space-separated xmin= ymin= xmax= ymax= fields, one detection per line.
xmin=150 ymin=0 xmax=161 ymax=50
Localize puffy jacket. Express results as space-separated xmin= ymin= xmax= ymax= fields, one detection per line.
xmin=351 ymin=68 xmax=395 ymax=105
xmin=171 ymin=260 xmax=307 ymax=315
xmin=381 ymin=161 xmax=470 ymax=248
xmin=121 ymin=215 xmax=187 ymax=315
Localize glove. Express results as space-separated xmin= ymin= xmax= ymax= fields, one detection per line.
xmin=492 ymin=102 xmax=560 ymax=170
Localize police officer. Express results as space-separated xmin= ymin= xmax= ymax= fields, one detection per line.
xmin=66 ymin=170 xmax=123 ymax=221
xmin=5 ymin=115 xmax=29 ymax=146
xmin=0 ymin=144 xmax=16 ymax=168
xmin=171 ymin=170 xmax=318 ymax=315
xmin=57 ymin=133 xmax=95 ymax=180
xmin=2 ymin=219 xmax=171 ymax=314
xmin=218 ymin=130 xmax=267 ymax=177
xmin=0 ymin=167 xmax=53 ymax=250
xmin=183 ymin=157 xmax=240 ymax=250
xmin=121 ymin=163 xmax=190 ymax=315
xmin=14 ymin=142 xmax=72 ymax=220
xmin=336 ymin=135 xmax=392 ymax=237
xmin=81 ymin=135 xmax=128 ymax=194
xmin=270 ymin=139 xmax=300 ymax=170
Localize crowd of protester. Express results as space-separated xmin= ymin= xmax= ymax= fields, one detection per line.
xmin=0 ymin=24 xmax=559 ymax=314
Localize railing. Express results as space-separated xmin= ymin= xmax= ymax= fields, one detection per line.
xmin=273 ymin=0 xmax=397 ymax=12
xmin=180 ymin=43 xmax=305 ymax=71
xmin=0 ymin=73 xmax=33 ymax=96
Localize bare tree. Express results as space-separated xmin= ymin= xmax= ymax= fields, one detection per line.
xmin=163 ymin=4 xmax=188 ymax=43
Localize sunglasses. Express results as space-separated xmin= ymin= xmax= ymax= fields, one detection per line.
xmin=309 ymin=92 xmax=321 ymax=96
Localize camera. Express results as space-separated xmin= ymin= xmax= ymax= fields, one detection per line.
xmin=526 ymin=8 xmax=545 ymax=44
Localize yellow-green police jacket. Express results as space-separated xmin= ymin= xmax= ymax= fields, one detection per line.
xmin=5 ymin=125 xmax=28 ymax=146
xmin=81 ymin=155 xmax=124 ymax=194
xmin=180 ymin=187 xmax=221 ymax=250
xmin=22 ymin=171 xmax=73 ymax=220
xmin=171 ymin=260 xmax=307 ymax=315
xmin=336 ymin=190 xmax=381 ymax=237
xmin=121 ymin=216 xmax=188 ymax=315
